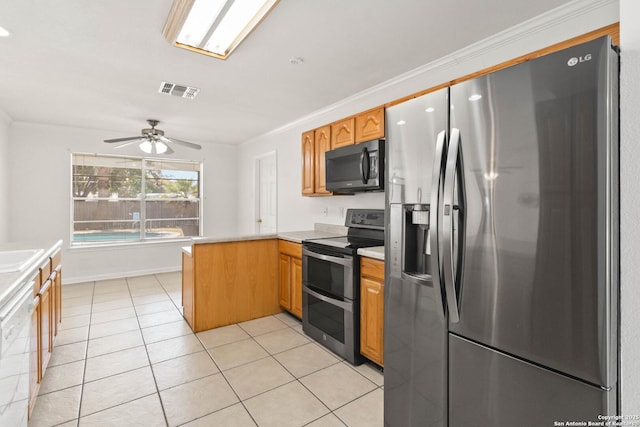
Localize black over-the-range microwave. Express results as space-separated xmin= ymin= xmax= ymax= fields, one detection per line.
xmin=325 ymin=139 xmax=385 ymax=193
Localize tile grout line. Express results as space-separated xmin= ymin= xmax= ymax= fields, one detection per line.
xmin=74 ymin=279 xmax=96 ymax=427
xmin=130 ymin=274 xmax=171 ymax=427
xmin=52 ymin=277 xmax=384 ymax=426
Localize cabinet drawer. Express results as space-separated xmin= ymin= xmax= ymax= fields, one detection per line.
xmin=278 ymin=240 xmax=302 ymax=258
xmin=34 ymin=261 xmax=51 ymax=294
xmin=361 ymin=257 xmax=384 ymax=281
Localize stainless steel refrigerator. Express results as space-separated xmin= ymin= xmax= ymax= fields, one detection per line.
xmin=384 ymin=36 xmax=619 ymax=427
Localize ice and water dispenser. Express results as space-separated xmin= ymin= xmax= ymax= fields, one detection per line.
xmin=388 ymin=202 xmax=433 ymax=282
xmin=403 ymin=204 xmax=432 ymax=278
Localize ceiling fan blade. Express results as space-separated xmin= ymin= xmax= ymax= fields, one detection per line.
xmin=104 ymin=136 xmax=144 ymax=143
xmin=113 ymin=139 xmax=145 ymax=149
xmin=160 ymin=135 xmax=202 ymax=150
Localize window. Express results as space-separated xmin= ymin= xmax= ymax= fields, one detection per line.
xmin=71 ymin=153 xmax=202 ymax=245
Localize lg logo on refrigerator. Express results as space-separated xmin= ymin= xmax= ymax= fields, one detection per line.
xmin=568 ymin=54 xmax=592 ymax=66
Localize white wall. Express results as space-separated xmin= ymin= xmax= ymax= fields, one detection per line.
xmin=8 ymin=122 xmax=238 ymax=283
xmin=620 ymin=0 xmax=640 ymax=415
xmin=237 ymin=0 xmax=620 ymax=236
xmin=0 ymin=111 xmax=9 ymax=242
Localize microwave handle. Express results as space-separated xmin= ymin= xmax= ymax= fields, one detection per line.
xmin=359 ymin=147 xmax=370 ymax=184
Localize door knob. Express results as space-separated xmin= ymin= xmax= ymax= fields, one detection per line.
xmin=257 ymin=219 xmax=262 ymax=223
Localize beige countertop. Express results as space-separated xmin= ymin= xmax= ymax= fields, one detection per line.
xmin=358 ymin=246 xmax=385 ymax=261
xmin=185 ymin=223 xmax=349 ymax=250
xmin=0 ymin=240 xmax=63 ymax=306
xmin=277 ymin=230 xmax=345 ymax=244
xmin=191 ymin=234 xmax=277 ymax=245
xmin=184 ymin=225 xmax=384 ymax=260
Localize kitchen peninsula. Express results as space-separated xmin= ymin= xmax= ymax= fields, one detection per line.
xmin=181 ymin=227 xmax=345 ymax=333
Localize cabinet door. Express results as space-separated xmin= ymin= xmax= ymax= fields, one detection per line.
xmin=314 ymin=125 xmax=332 ymax=195
xmin=29 ymin=295 xmax=41 ymax=418
xmin=54 ymin=266 xmax=62 ymax=335
xmin=331 ymin=117 xmax=355 ymax=149
xmin=50 ymin=250 xmax=62 ymax=335
xmin=360 ymin=276 xmax=384 ymax=365
xmin=290 ymin=257 xmax=303 ymax=318
xmin=279 ymin=254 xmax=292 ymax=310
xmin=301 ymin=130 xmax=315 ymax=195
xmin=39 ymin=280 xmax=53 ymax=374
xmin=355 ymin=107 xmax=385 ymax=142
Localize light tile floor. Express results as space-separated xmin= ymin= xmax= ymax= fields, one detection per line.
xmin=28 ymin=272 xmax=384 ymax=427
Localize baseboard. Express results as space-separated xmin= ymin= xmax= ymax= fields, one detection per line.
xmin=63 ymin=265 xmax=182 ymax=285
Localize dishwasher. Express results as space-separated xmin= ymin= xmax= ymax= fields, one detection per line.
xmin=0 ymin=282 xmax=34 ymax=427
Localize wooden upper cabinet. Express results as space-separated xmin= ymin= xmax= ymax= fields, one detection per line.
xmin=355 ymin=107 xmax=385 ymax=143
xmin=331 ymin=117 xmax=355 ymax=149
xmin=314 ymin=125 xmax=332 ymax=195
xmin=301 ymin=130 xmax=315 ymax=195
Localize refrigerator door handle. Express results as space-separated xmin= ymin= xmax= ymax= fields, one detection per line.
xmin=442 ymin=127 xmax=462 ymax=323
xmin=429 ymin=129 xmax=447 ymax=309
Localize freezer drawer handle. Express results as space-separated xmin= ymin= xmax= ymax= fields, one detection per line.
xmin=401 ymin=271 xmax=433 ymax=287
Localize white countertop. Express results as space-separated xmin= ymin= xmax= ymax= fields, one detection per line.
xmin=358 ymin=246 xmax=385 ymax=261
xmin=185 ymin=223 xmax=349 ymax=249
xmin=0 ymin=240 xmax=63 ymax=307
xmin=191 ymin=233 xmax=278 ymax=245
xmin=183 ymin=226 xmax=384 ymax=259
xmin=277 ymin=230 xmax=345 ymax=244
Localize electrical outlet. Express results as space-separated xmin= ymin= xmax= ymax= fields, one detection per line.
xmin=339 ymin=207 xmax=346 ymax=218
xmin=321 ymin=207 xmax=328 ymax=217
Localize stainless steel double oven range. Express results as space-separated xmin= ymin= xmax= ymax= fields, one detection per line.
xmin=301 ymin=209 xmax=384 ymax=365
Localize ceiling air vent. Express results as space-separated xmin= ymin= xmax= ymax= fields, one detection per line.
xmin=158 ymin=82 xmax=200 ymax=100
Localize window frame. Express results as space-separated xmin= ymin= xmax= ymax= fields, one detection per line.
xmin=70 ymin=152 xmax=203 ymax=247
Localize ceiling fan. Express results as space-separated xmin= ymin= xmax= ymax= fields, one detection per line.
xmin=104 ymin=119 xmax=202 ymax=154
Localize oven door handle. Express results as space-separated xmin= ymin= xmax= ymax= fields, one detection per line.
xmin=303 ymin=285 xmax=353 ymax=312
xmin=302 ymin=248 xmax=353 ymax=267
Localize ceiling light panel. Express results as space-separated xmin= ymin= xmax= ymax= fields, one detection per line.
xmin=163 ymin=0 xmax=279 ymax=60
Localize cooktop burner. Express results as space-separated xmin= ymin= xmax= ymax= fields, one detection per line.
xmin=304 ymin=235 xmax=383 ymax=250
xmin=303 ymin=209 xmax=384 ymax=253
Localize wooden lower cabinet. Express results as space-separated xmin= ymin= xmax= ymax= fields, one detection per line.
xmin=278 ymin=240 xmax=303 ymax=318
xmin=360 ymin=257 xmax=384 ymax=366
xmin=39 ymin=279 xmax=53 ymax=374
xmin=28 ymin=294 xmax=41 ymax=416
xmin=29 ymin=248 xmax=62 ymax=419
xmin=182 ymin=250 xmax=194 ymax=329
xmin=182 ymin=239 xmax=281 ymax=332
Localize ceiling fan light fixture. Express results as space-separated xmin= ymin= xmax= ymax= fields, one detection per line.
xmin=155 ymin=141 xmax=169 ymax=154
xmin=139 ymin=140 xmax=153 ymax=154
xmin=105 ymin=119 xmax=201 ymax=154
xmin=139 ymin=140 xmax=169 ymax=155
xmin=162 ymin=0 xmax=279 ymax=60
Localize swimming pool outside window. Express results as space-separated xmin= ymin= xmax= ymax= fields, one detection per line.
xmin=71 ymin=153 xmax=202 ymax=245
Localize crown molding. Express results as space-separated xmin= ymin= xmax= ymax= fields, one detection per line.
xmin=244 ymin=0 xmax=618 ymax=145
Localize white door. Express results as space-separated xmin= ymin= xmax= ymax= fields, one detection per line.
xmin=255 ymin=152 xmax=277 ymax=234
